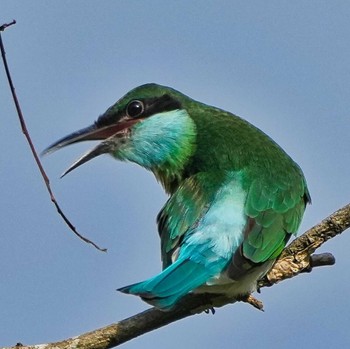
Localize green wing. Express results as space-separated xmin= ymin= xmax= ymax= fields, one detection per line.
xmin=243 ymin=167 xmax=310 ymax=264
xmin=157 ymin=165 xmax=310 ymax=272
xmin=157 ymin=172 xmax=222 ymax=269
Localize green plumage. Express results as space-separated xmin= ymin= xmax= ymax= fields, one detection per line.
xmin=45 ymin=83 xmax=310 ymax=309
xmin=145 ymin=85 xmax=311 ymax=265
xmin=158 ymin=172 xmax=224 ymax=268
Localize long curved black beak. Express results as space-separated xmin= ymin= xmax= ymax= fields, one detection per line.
xmin=42 ymin=124 xmax=99 ymax=156
xmin=42 ymin=118 xmax=136 ymax=156
xmin=41 ymin=123 xmax=113 ymax=177
xmin=42 ymin=117 xmax=139 ymax=176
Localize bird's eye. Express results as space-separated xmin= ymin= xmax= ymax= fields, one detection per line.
xmin=126 ymin=100 xmax=145 ymax=118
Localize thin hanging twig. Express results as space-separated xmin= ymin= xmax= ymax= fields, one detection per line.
xmin=0 ymin=20 xmax=106 ymax=252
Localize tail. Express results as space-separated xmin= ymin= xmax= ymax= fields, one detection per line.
xmin=118 ymin=258 xmax=216 ymax=310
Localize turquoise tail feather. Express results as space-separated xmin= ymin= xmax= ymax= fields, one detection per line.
xmin=118 ymin=257 xmax=218 ymax=310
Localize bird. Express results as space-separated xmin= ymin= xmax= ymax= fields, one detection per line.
xmin=43 ymin=83 xmax=310 ymax=311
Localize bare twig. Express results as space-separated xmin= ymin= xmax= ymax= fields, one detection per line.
xmin=0 ymin=22 xmax=106 ymax=252
xmin=2 ymin=202 xmax=349 ymax=349
xmin=0 ymin=20 xmax=16 ymax=31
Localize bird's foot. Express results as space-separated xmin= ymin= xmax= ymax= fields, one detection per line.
xmin=204 ymin=307 xmax=216 ymax=315
xmin=238 ymin=294 xmax=264 ymax=311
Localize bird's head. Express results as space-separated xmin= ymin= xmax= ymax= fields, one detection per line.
xmin=43 ymin=84 xmax=197 ymax=191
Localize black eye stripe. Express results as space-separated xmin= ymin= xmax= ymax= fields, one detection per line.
xmin=126 ymin=95 xmax=182 ymax=119
xmin=146 ymin=94 xmax=182 ymax=115
xmin=96 ymin=94 xmax=182 ymax=127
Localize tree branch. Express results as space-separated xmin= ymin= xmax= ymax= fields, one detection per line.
xmin=2 ymin=203 xmax=349 ymax=349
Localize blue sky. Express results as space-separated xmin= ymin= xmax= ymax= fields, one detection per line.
xmin=1 ymin=1 xmax=350 ymax=348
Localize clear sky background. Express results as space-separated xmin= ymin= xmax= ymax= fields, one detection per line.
xmin=1 ymin=1 xmax=350 ymax=348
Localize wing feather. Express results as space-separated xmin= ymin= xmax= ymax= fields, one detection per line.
xmin=242 ymin=169 xmax=310 ymax=264
xmin=157 ymin=173 xmax=221 ymax=268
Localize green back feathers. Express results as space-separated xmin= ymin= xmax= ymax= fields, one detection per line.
xmin=119 ymin=84 xmax=310 ymax=266
xmin=181 ymin=99 xmax=310 ymax=264
xmin=156 ymin=91 xmax=310 ymax=266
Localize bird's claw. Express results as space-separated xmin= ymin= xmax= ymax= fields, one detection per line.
xmin=238 ymin=294 xmax=264 ymax=311
xmin=204 ymin=307 xmax=216 ymax=314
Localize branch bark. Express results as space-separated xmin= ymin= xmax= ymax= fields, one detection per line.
xmin=2 ymin=203 xmax=349 ymax=349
